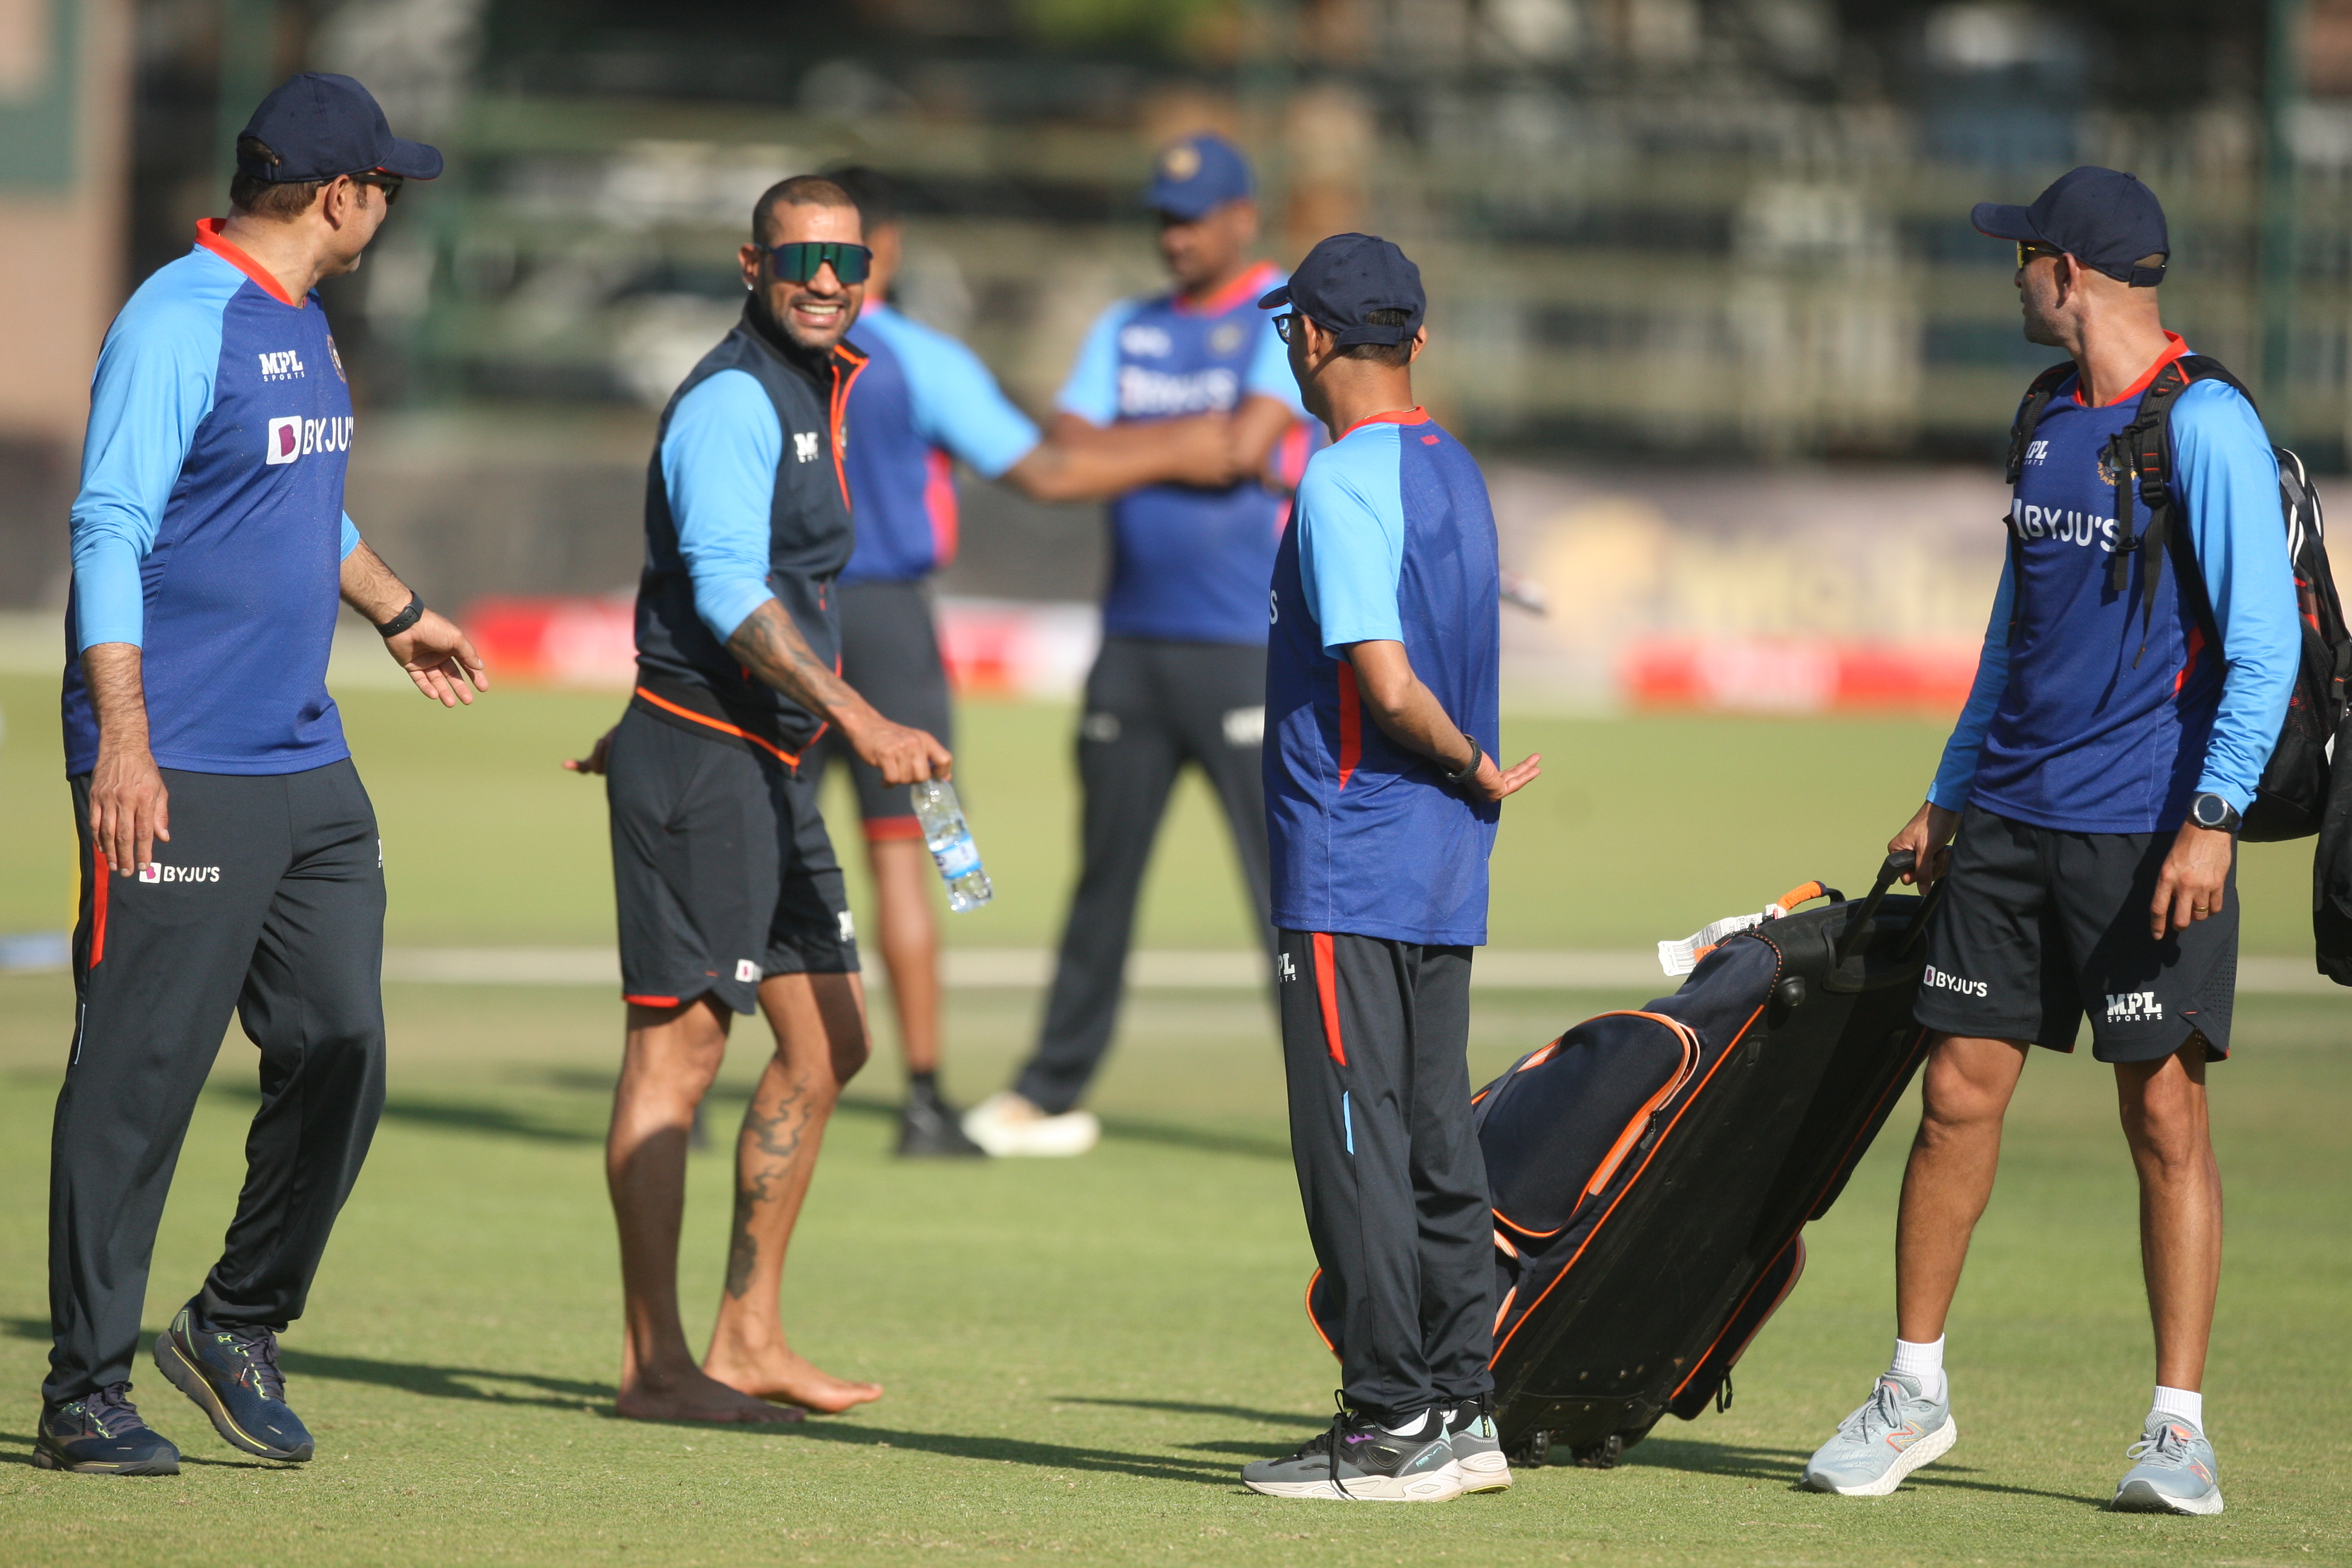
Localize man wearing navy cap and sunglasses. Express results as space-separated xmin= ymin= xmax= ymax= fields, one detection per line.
xmin=964 ymin=132 xmax=1317 ymax=1158
xmin=40 ymin=73 xmax=484 ymax=1475
xmin=1800 ymin=168 xmax=2298 ymax=1515
xmin=1242 ymin=233 xmax=1540 ymax=1502
xmin=567 ymin=175 xmax=946 ymax=1424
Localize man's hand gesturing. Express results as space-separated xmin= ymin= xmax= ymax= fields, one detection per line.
xmin=386 ymin=609 xmax=489 ymax=707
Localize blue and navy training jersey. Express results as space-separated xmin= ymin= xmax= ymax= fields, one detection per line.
xmin=1930 ymin=335 xmax=2299 ymax=833
xmin=840 ymin=302 xmax=1040 ymax=585
xmin=62 ymin=220 xmax=364 ymax=777
xmin=1264 ymin=409 xmax=1501 ymax=946
xmin=1057 ymin=260 xmax=1312 ymax=645
xmin=633 ymin=309 xmax=865 ymax=764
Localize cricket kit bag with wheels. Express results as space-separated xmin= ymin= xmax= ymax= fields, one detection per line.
xmin=1307 ymin=852 xmax=1941 ymax=1468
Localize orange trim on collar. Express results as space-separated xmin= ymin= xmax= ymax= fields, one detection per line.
xmin=1178 ymin=259 xmax=1284 ymax=318
xmin=192 ymin=219 xmax=303 ymax=309
xmin=2073 ymin=330 xmax=2189 ymax=408
xmin=1338 ymin=406 xmax=1430 ymax=440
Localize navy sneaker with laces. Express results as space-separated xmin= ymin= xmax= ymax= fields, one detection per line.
xmin=34 ymin=1382 xmax=180 ymax=1475
xmin=154 ymin=1298 xmax=315 ymax=1462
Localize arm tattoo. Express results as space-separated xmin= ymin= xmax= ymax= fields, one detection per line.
xmin=724 ymin=1077 xmax=810 ymax=1299
xmin=725 ymin=600 xmax=853 ymax=718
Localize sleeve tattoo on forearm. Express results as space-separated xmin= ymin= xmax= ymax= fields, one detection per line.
xmin=725 ymin=601 xmax=848 ymax=716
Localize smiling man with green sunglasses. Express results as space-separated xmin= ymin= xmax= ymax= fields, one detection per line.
xmin=759 ymin=239 xmax=873 ymax=287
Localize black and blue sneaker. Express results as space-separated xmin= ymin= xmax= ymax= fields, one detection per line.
xmin=34 ymin=1383 xmax=181 ymax=1475
xmin=154 ymin=1299 xmax=315 ymax=1462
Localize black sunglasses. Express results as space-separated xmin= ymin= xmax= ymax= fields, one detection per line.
xmin=1272 ymin=310 xmax=1302 ymax=344
xmin=353 ymin=172 xmax=404 ymax=206
xmin=761 ymin=241 xmax=872 ymax=286
xmin=2016 ymin=241 xmax=2063 ymax=269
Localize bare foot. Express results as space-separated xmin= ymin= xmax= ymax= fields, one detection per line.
xmin=704 ymin=1346 xmax=883 ymax=1414
xmin=616 ymin=1364 xmax=808 ymax=1423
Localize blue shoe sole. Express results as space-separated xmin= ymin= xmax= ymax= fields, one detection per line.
xmin=154 ymin=1337 xmax=312 ymax=1462
xmin=32 ymin=1439 xmax=180 ymax=1476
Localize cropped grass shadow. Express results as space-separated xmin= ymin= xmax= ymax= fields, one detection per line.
xmin=1091 ymin=1116 xmax=1290 ymax=1163
xmin=698 ymin=1417 xmax=1237 ymax=1488
xmin=0 ymin=1426 xmax=278 ymax=1472
xmin=1056 ymin=1396 xmax=1325 ymax=1429
xmin=1622 ymin=1436 xmax=2102 ymax=1507
xmin=276 ymin=1348 xmax=613 ymax=1413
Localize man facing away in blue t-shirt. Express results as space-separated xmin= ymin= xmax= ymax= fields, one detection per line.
xmin=1240 ymin=234 xmax=1540 ymax=1502
xmin=964 ymin=132 xmax=1319 ymax=1158
xmin=1799 ymin=169 xmax=2298 ymax=1516
xmin=811 ymin=166 xmax=1241 ymax=1159
xmin=42 ymin=74 xmax=485 ymax=1477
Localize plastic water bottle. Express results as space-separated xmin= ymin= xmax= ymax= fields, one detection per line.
xmin=911 ymin=778 xmax=992 ymax=911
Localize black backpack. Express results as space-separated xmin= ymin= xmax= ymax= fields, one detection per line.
xmin=2007 ymin=354 xmax=2351 ymax=841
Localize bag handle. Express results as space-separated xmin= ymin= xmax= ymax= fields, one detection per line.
xmin=1834 ymin=851 xmax=1916 ymax=965
xmin=1773 ymin=880 xmax=1842 ymax=912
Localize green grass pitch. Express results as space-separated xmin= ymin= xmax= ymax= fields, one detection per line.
xmin=0 ymin=675 xmax=2346 ymax=1563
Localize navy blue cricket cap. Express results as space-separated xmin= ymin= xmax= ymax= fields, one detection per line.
xmin=1971 ymin=166 xmax=2167 ymax=287
xmin=1146 ymin=133 xmax=1252 ymax=220
xmin=236 ymin=73 xmax=442 ymax=184
xmin=1257 ymin=232 xmax=1425 ymax=347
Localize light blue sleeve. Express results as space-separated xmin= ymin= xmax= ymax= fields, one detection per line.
xmin=1296 ymin=431 xmax=1406 ymax=653
xmin=662 ymin=370 xmax=784 ymax=645
xmin=1054 ymin=301 xmax=1137 ymax=426
xmin=69 ymin=287 xmax=224 ymax=650
xmin=1243 ymin=304 xmax=1308 ymax=416
xmin=340 ymin=512 xmax=361 ymax=561
xmin=889 ymin=316 xmax=1042 ymax=479
xmin=2174 ymin=377 xmax=2299 ymax=812
xmin=1927 ymin=556 xmax=2014 ymax=812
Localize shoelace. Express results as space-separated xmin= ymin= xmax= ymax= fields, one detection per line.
xmin=80 ymin=1382 xmax=148 ymax=1439
xmin=1295 ymin=1390 xmax=1357 ymax=1500
xmin=2125 ymin=1422 xmax=2194 ymax=1468
xmin=220 ymin=1325 xmax=287 ymax=1402
xmin=1838 ymin=1378 xmax=1906 ymax=1443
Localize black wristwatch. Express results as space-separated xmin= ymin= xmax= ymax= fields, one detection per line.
xmin=374 ymin=591 xmax=425 ymax=639
xmin=2187 ymin=791 xmax=2242 ymax=834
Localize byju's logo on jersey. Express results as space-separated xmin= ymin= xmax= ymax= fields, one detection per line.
xmin=264 ymin=415 xmax=355 ymax=466
xmin=793 ymin=431 xmax=822 ymax=463
xmin=2106 ymin=990 xmax=2163 ymax=1023
xmin=1117 ymin=365 xmax=1239 ymax=417
xmin=257 ymin=350 xmax=306 ymax=381
xmin=137 ymin=863 xmax=221 ymax=884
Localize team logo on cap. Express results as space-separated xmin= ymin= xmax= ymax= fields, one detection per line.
xmin=1160 ymin=143 xmax=1201 ymax=181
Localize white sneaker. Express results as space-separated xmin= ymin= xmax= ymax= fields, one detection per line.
xmin=961 ymin=1091 xmax=1100 ymax=1157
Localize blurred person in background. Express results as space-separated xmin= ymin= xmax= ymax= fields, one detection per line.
xmin=814 ymin=165 xmax=1244 ymax=1158
xmin=39 ymin=74 xmax=482 ymax=1476
xmin=962 ymin=132 xmax=1315 ymax=1158
xmin=1800 ymin=169 xmax=2296 ymax=1515
xmin=565 ymin=177 xmax=940 ymax=1422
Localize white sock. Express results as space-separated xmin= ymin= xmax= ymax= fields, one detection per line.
xmin=1889 ymin=1335 xmax=1947 ymax=1403
xmin=1379 ymin=1408 xmax=1436 ymax=1439
xmin=2150 ymin=1386 xmax=2203 ymax=1432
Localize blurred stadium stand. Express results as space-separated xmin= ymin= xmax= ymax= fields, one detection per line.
xmin=4 ymin=0 xmax=2348 ymax=661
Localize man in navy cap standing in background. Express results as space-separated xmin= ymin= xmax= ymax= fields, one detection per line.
xmin=963 ymin=132 xmax=1316 ymax=1157
xmin=1241 ymin=233 xmax=1539 ymax=1501
xmin=1799 ymin=168 xmax=2297 ymax=1515
xmin=38 ymin=74 xmax=482 ymax=1475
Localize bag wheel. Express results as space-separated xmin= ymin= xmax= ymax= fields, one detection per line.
xmin=1505 ymin=1429 xmax=1551 ymax=1468
xmin=1573 ymin=1433 xmax=1624 ymax=1469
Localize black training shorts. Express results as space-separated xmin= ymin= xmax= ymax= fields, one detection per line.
xmin=606 ymin=702 xmax=858 ymax=1013
xmin=817 ymin=578 xmax=954 ymax=840
xmin=1915 ymin=804 xmax=2236 ymax=1062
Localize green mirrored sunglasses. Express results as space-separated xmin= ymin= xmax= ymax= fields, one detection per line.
xmin=761 ymin=241 xmax=872 ymax=285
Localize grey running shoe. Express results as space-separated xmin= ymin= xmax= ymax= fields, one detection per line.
xmin=1445 ymin=1397 xmax=1512 ymax=1493
xmin=1800 ymin=1372 xmax=1956 ymax=1496
xmin=2111 ymin=1417 xmax=2224 ymax=1515
xmin=33 ymin=1383 xmax=180 ymax=1475
xmin=1242 ymin=1400 xmax=1463 ymax=1501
